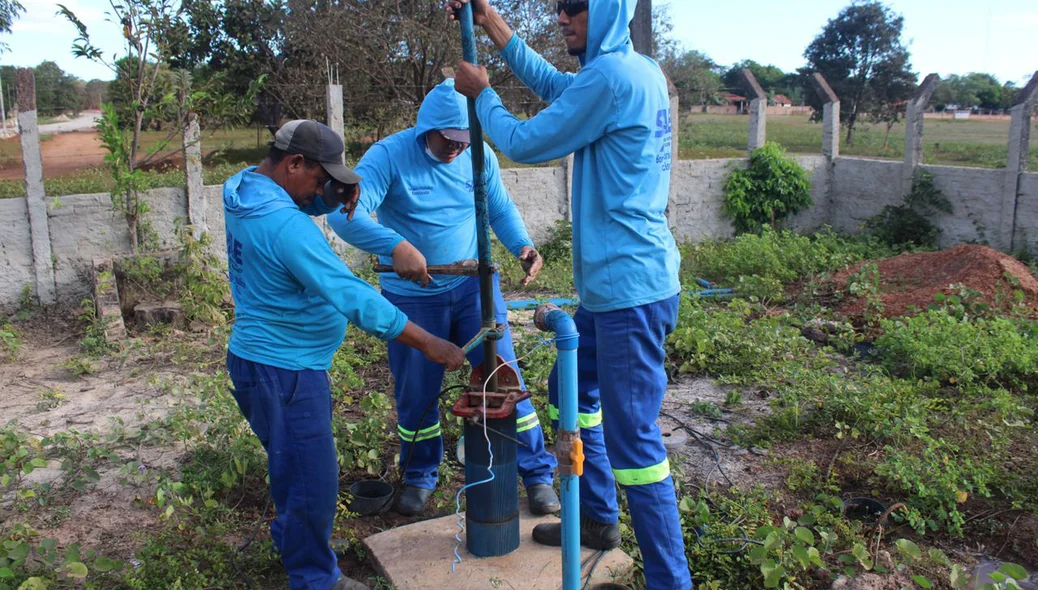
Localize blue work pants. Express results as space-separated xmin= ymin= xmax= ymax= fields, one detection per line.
xmin=548 ymin=296 xmax=692 ymax=590
xmin=383 ymin=275 xmax=557 ymax=490
xmin=227 ymin=351 xmax=343 ymax=590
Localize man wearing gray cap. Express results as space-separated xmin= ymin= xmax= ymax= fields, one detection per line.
xmin=223 ymin=119 xmax=466 ymax=590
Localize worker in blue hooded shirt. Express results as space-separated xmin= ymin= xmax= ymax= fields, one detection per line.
xmin=224 ymin=119 xmax=466 ymax=590
xmin=326 ymin=79 xmax=561 ymax=518
xmin=448 ymin=1 xmax=691 ymax=588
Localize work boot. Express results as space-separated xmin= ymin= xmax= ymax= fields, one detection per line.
xmin=532 ymin=515 xmax=621 ymax=550
xmin=527 ymin=484 xmax=561 ymax=515
xmin=330 ymin=575 xmax=369 ymax=590
xmin=394 ymin=486 xmax=434 ymax=516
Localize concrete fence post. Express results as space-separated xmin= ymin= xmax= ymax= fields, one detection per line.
xmin=810 ymin=73 xmax=840 ymax=163
xmin=1003 ymin=71 xmax=1038 ymax=252
xmin=16 ymin=68 xmax=56 ymax=305
xmin=901 ymin=74 xmax=941 ymax=197
xmin=183 ymin=112 xmax=206 ymax=234
xmin=630 ymin=0 xmax=652 ymax=57
xmin=740 ymin=68 xmax=767 ymax=152
xmin=666 ymin=76 xmax=680 ymax=227
xmin=326 ymin=82 xmax=345 ymax=163
xmin=561 ymin=154 xmax=574 ymax=221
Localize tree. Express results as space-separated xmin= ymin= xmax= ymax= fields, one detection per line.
xmin=867 ymin=52 xmax=916 ymax=149
xmin=0 ymin=0 xmax=23 ymax=52
xmin=32 ymin=61 xmax=82 ymax=117
xmin=723 ymin=60 xmax=786 ymax=95
xmin=803 ymin=1 xmax=916 ymax=144
xmin=659 ymin=49 xmax=724 ymax=107
xmin=59 ymin=0 xmax=260 ymax=251
xmin=83 ymin=79 xmax=108 ymax=110
xmin=930 ymin=73 xmax=1007 ymax=112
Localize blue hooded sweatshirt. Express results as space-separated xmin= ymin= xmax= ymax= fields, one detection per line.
xmin=326 ymin=79 xmax=533 ymax=298
xmin=475 ymin=0 xmax=681 ymax=312
xmin=224 ymin=167 xmax=408 ymax=371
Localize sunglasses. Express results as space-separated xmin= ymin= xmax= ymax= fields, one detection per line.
xmin=556 ymin=1 xmax=588 ymax=17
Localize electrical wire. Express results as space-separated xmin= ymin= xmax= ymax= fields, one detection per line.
xmin=450 ymin=338 xmax=553 ymax=573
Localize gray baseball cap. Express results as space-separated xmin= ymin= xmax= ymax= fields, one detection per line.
xmin=273 ymin=120 xmax=362 ymax=184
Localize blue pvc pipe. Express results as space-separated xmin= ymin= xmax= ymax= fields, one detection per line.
xmin=538 ymin=308 xmax=580 ymax=590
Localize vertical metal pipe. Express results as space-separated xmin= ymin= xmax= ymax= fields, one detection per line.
xmin=459 ymin=4 xmax=498 ymax=391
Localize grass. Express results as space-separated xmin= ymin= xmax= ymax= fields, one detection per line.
xmin=680 ymin=113 xmax=1038 ymax=169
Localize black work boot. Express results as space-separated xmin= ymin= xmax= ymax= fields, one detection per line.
xmin=394 ymin=486 xmax=434 ymax=516
xmin=532 ymin=515 xmax=621 ymax=550
xmin=527 ymin=484 xmax=561 ymax=515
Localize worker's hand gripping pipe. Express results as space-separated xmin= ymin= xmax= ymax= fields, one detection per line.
xmin=535 ymin=303 xmax=583 ymax=590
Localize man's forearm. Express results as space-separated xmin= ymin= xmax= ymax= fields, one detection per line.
xmin=481 ymin=5 xmax=514 ymax=51
xmin=395 ymin=320 xmax=435 ymax=351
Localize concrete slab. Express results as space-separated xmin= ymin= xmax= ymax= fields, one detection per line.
xmin=364 ymin=501 xmax=634 ymax=590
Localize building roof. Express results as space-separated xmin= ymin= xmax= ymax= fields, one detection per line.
xmin=772 ymin=94 xmax=792 ymax=104
xmin=725 ymin=93 xmax=746 ymax=102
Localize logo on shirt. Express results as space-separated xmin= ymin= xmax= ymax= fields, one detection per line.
xmin=464 ymin=180 xmax=474 ymax=192
xmin=655 ymin=108 xmax=672 ymax=138
xmin=226 ymin=231 xmax=246 ymax=290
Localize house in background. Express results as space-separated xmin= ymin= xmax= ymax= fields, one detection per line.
xmin=772 ymin=94 xmax=793 ymax=107
xmin=724 ymin=93 xmax=747 ymax=114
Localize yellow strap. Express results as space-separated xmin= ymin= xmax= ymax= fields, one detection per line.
xmin=613 ymin=459 xmax=671 ymax=486
xmin=397 ymin=422 xmax=441 ymax=443
xmin=548 ymin=405 xmax=603 ymax=429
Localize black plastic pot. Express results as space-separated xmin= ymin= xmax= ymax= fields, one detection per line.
xmin=348 ymin=480 xmax=394 ymax=516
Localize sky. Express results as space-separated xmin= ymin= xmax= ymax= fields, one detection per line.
xmin=2 ymin=0 xmax=1036 ymax=87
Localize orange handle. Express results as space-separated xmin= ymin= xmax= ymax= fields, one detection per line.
xmin=570 ymin=438 xmax=585 ymax=477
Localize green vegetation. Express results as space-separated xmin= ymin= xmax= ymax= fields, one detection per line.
xmin=722 ymin=142 xmax=813 ymax=234
xmin=679 ymin=113 xmax=1037 ymax=170
xmin=866 ymin=170 xmax=954 ymax=248
xmin=4 ymin=219 xmax=1037 ymax=589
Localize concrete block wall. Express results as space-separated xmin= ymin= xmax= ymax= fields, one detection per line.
xmin=1017 ymin=173 xmax=1038 ymax=254
xmin=920 ymin=164 xmax=1006 ymax=248
xmin=829 ymin=158 xmax=904 ymax=234
xmin=667 ymin=159 xmax=739 ymax=242
xmin=0 ymin=198 xmax=35 ymax=306
xmin=2 ymin=158 xmax=1037 ymax=311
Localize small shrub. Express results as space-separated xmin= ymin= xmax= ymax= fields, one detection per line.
xmin=0 ymin=319 xmax=22 ymax=362
xmin=865 ymin=170 xmax=952 ymax=248
xmin=722 ymin=142 xmax=813 ymax=234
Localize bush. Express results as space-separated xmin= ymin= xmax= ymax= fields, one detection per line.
xmin=722 ymin=142 xmax=813 ymax=234
xmin=876 ymin=309 xmax=1038 ymax=389
xmin=680 ymin=227 xmax=890 ymax=300
xmin=865 ymin=171 xmax=952 ymax=248
xmin=666 ymin=297 xmax=814 ymax=381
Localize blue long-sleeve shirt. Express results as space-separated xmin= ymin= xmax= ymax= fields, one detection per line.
xmin=474 ymin=0 xmax=681 ymax=312
xmin=328 ymin=79 xmax=533 ymax=297
xmin=224 ymin=167 xmax=408 ymax=370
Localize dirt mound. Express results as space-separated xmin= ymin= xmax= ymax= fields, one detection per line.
xmin=832 ymin=244 xmax=1038 ymax=319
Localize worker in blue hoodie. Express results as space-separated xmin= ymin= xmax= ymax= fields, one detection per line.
xmin=326 ymin=79 xmax=560 ymax=518
xmin=224 ymin=119 xmax=466 ymax=590
xmin=448 ymin=1 xmax=691 ymax=588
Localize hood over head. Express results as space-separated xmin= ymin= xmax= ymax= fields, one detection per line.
xmin=415 ymin=79 xmax=470 ymax=145
xmin=223 ymin=167 xmax=299 ymax=219
xmin=583 ymin=0 xmax=636 ymax=63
